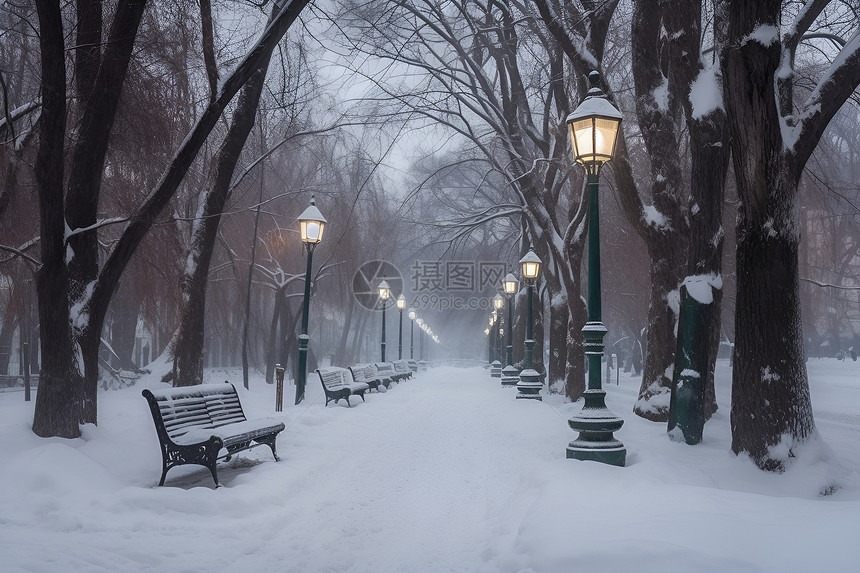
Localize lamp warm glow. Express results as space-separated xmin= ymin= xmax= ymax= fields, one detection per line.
xmin=520 ymin=249 xmax=542 ymax=280
xmin=566 ymin=71 xmax=622 ymax=166
xmin=297 ymin=196 xmax=327 ymax=245
xmin=493 ymin=293 xmax=504 ymax=310
xmin=503 ymin=273 xmax=518 ymax=295
xmin=396 ymin=293 xmax=407 ymax=310
xmin=408 ymin=309 xmax=416 ymax=320
xmin=378 ymin=280 xmax=391 ymax=301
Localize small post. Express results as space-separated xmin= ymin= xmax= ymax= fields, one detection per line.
xmin=275 ymin=363 xmax=285 ymax=412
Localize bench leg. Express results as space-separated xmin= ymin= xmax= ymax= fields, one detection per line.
xmin=255 ymin=434 xmax=281 ymax=462
xmin=345 ymin=395 xmax=352 ymax=407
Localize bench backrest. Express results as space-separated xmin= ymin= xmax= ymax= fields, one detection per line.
xmin=393 ymin=360 xmax=410 ymax=373
xmin=142 ymin=383 xmax=246 ymax=442
xmin=375 ymin=362 xmax=394 ymax=374
xmin=317 ymin=367 xmax=347 ymax=390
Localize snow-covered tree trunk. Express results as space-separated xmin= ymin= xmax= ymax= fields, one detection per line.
xmin=722 ymin=0 xmax=860 ymax=469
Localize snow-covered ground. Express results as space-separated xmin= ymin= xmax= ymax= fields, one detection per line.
xmin=0 ymin=358 xmax=858 ymax=573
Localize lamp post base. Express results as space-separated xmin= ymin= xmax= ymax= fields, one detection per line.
xmin=490 ymin=360 xmax=502 ymax=378
xmin=516 ymin=368 xmax=542 ymax=400
xmin=501 ymin=365 xmax=519 ymax=386
xmin=566 ymin=389 xmax=626 ymax=466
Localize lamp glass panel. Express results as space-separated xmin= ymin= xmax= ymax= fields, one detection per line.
xmin=522 ymin=261 xmax=540 ymax=279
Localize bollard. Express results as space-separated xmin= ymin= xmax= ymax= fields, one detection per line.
xmin=275 ymin=364 xmax=285 ymax=412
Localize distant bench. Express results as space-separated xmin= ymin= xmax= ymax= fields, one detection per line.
xmin=142 ymin=383 xmax=284 ymax=487
xmin=392 ymin=360 xmax=413 ymax=381
xmin=316 ymin=367 xmax=369 ymax=407
xmin=349 ymin=363 xmax=391 ymax=391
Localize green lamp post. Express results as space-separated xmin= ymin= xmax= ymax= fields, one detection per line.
xmin=501 ymin=272 xmax=519 ymax=386
xmin=565 ymin=70 xmax=626 ymax=466
xmin=396 ymin=293 xmax=407 ymax=360
xmin=378 ymin=280 xmax=390 ymax=362
xmin=491 ymin=293 xmax=504 ymax=377
xmin=295 ymin=197 xmax=326 ymax=405
xmin=516 ymin=249 xmax=542 ymax=400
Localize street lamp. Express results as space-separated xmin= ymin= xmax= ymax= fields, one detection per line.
xmin=408 ymin=308 xmax=417 ymax=366
xmin=565 ymin=70 xmax=626 ymax=466
xmin=396 ymin=293 xmax=407 ymax=360
xmin=517 ymin=249 xmax=542 ymax=400
xmin=491 ymin=294 xmax=504 ymax=378
xmin=295 ymin=196 xmax=327 ymax=406
xmin=378 ymin=280 xmax=391 ymax=362
xmin=501 ymin=272 xmax=519 ymax=386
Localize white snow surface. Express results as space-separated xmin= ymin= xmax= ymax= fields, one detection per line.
xmin=689 ymin=63 xmax=723 ymax=119
xmin=1 ymin=359 xmax=859 ymax=572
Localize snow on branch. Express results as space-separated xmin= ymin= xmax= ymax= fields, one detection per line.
xmin=64 ymin=217 xmax=129 ymax=241
xmin=790 ymin=29 xmax=860 ymax=167
xmin=800 ymin=277 xmax=860 ymax=290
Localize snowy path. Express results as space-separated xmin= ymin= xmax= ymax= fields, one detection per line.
xmin=1 ymin=361 xmax=859 ymax=572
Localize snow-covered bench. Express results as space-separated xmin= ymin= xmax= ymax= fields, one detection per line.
xmin=349 ymin=363 xmax=390 ymax=391
xmin=375 ymin=362 xmax=404 ymax=383
xmin=317 ymin=367 xmax=369 ymax=407
xmin=392 ymin=360 xmax=413 ymax=381
xmin=141 ymin=383 xmax=284 ymax=487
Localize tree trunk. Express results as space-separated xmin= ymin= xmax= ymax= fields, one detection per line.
xmin=266 ymin=287 xmax=285 ymax=384
xmin=109 ymin=280 xmax=140 ymax=370
xmin=721 ymin=0 xmax=830 ymax=470
xmin=0 ymin=304 xmax=17 ymax=375
xmin=634 ymin=235 xmax=686 ymax=421
xmin=731 ymin=213 xmax=813 ymax=470
xmin=565 ymin=294 xmax=587 ymax=401
xmin=173 ymin=54 xmax=272 ymax=387
xmin=547 ymin=293 xmax=568 ymax=393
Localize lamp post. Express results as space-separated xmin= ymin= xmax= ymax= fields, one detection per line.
xmin=295 ymin=197 xmax=327 ymax=406
xmin=396 ymin=294 xmax=406 ymax=360
xmin=378 ymin=280 xmax=390 ymax=362
xmin=517 ymin=250 xmax=542 ymax=400
xmin=501 ymin=272 xmax=519 ymax=386
xmin=565 ymin=70 xmax=626 ymax=466
xmin=491 ymin=294 xmax=504 ymax=377
xmin=408 ymin=309 xmax=419 ymax=374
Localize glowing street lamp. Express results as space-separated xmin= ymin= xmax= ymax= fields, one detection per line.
xmin=517 ymin=250 xmax=542 ymax=400
xmin=565 ymin=70 xmax=626 ymax=466
xmin=294 ymin=197 xmax=327 ymax=406
xmin=378 ymin=280 xmax=390 ymax=362
xmin=501 ymin=272 xmax=519 ymax=386
xmin=396 ymin=294 xmax=407 ymax=360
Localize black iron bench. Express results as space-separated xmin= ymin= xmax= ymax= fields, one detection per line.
xmin=392 ymin=360 xmax=413 ymax=380
xmin=317 ymin=367 xmax=369 ymax=407
xmin=349 ymin=363 xmax=389 ymax=390
xmin=142 ymin=383 xmax=284 ymax=487
xmin=375 ymin=362 xmax=404 ymax=383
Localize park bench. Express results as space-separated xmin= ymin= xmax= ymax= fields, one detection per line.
xmin=375 ymin=361 xmax=404 ymax=384
xmin=406 ymin=359 xmax=418 ymax=373
xmin=141 ymin=383 xmax=284 ymax=487
xmin=349 ymin=363 xmax=390 ymax=391
xmin=317 ymin=366 xmax=369 ymax=407
xmin=392 ymin=360 xmax=413 ymax=380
